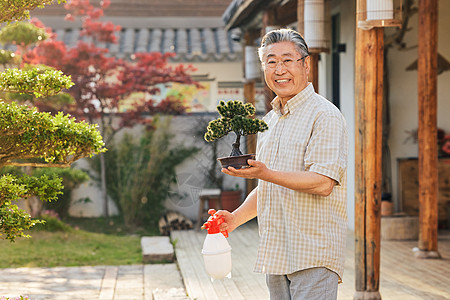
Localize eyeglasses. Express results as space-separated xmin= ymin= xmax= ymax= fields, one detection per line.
xmin=264 ymin=55 xmax=309 ymax=69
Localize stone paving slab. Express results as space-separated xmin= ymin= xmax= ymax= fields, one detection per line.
xmin=0 ymin=264 xmax=186 ymax=300
xmin=141 ymin=236 xmax=174 ymax=263
xmin=144 ymin=264 xmax=189 ymax=300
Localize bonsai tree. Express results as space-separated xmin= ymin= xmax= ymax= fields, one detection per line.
xmin=204 ymin=100 xmax=268 ymax=168
xmin=0 ymin=0 xmax=105 ymax=242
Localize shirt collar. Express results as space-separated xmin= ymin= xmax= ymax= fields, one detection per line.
xmin=271 ymin=83 xmax=315 ymax=116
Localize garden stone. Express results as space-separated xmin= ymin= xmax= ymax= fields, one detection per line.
xmin=141 ymin=236 xmax=174 ymax=263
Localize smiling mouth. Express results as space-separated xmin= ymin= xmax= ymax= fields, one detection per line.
xmin=275 ymin=79 xmax=290 ymax=83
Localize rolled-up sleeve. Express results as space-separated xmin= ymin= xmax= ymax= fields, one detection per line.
xmin=304 ymin=113 xmax=348 ymax=185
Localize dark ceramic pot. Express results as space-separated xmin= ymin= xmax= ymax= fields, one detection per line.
xmin=217 ymin=154 xmax=255 ymax=169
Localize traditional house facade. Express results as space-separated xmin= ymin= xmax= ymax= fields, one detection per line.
xmin=29 ymin=0 xmax=264 ymax=219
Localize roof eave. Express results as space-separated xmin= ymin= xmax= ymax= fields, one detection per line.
xmin=222 ymin=0 xmax=267 ymax=31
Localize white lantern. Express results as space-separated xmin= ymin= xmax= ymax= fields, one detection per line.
xmin=358 ymin=0 xmax=403 ymax=30
xmin=367 ymin=0 xmax=394 ymax=20
xmin=304 ymin=0 xmax=327 ymax=50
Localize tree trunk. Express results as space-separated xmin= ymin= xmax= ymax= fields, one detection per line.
xmin=230 ymin=134 xmax=243 ymax=156
xmin=100 ymin=151 xmax=109 ymax=217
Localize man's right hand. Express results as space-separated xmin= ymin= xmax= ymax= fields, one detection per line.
xmin=215 ymin=210 xmax=239 ymax=234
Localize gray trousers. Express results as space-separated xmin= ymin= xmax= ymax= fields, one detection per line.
xmin=266 ymin=267 xmax=339 ymax=300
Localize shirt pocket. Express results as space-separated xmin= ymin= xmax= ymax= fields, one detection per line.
xmin=277 ymin=138 xmax=307 ymax=172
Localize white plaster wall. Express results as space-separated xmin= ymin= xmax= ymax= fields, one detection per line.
xmin=69 ymin=115 xmax=246 ymax=220
xmin=388 ymin=0 xmax=450 ymax=212
xmin=325 ymin=0 xmax=356 ymax=230
xmin=338 ymin=0 xmax=356 ymax=231
xmin=191 ymin=61 xmax=244 ymax=81
xmin=69 ymin=159 xmax=119 ymax=217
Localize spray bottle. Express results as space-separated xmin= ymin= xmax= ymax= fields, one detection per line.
xmin=201 ymin=209 xmax=232 ymax=280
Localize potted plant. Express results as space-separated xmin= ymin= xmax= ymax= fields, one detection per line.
xmin=204 ymin=100 xmax=268 ymax=169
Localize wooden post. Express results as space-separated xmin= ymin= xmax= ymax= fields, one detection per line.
xmin=244 ymin=30 xmax=259 ymax=196
xmin=297 ymin=0 xmax=304 ymax=34
xmin=416 ymin=0 xmax=440 ymax=258
xmin=262 ymin=9 xmax=277 ymax=113
xmin=309 ymin=52 xmax=319 ymax=92
xmin=354 ymin=0 xmax=384 ymax=298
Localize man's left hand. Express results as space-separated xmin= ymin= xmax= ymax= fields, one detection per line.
xmin=221 ymin=159 xmax=268 ymax=180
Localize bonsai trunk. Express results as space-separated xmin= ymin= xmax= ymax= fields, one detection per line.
xmin=230 ymin=133 xmax=243 ymax=157
xmin=100 ymin=151 xmax=109 ymax=217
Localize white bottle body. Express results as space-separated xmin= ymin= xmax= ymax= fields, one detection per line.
xmin=201 ymin=233 xmax=232 ymax=279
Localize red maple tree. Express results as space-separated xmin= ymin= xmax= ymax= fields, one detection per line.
xmin=24 ymin=0 xmax=200 ymax=216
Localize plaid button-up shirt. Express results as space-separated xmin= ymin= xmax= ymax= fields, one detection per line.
xmin=254 ymin=83 xmax=348 ymax=282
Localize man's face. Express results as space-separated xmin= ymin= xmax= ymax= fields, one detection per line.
xmin=262 ymin=41 xmax=310 ymax=103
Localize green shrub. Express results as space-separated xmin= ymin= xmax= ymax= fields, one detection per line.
xmin=33 ymin=167 xmax=89 ymax=218
xmin=0 ymin=173 xmax=61 ymax=241
xmin=32 ymin=210 xmax=72 ymax=232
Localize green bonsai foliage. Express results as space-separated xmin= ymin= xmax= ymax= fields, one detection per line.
xmin=0 ymin=49 xmax=19 ymax=65
xmin=0 ymin=173 xmax=62 ymax=241
xmin=0 ymin=0 xmax=66 ymax=24
xmin=0 ymin=21 xmax=48 ymax=48
xmin=0 ymin=67 xmax=74 ymax=98
xmin=0 ymin=101 xmax=105 ymax=168
xmin=204 ymin=100 xmax=268 ymax=156
xmin=0 ymin=0 xmax=103 ymax=242
xmin=0 ymin=101 xmax=105 ymax=242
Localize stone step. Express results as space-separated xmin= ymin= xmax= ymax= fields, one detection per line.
xmin=141 ymin=236 xmax=174 ymax=263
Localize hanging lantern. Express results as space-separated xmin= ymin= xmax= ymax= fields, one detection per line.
xmin=245 ymin=46 xmax=260 ymax=81
xmin=358 ymin=0 xmax=403 ymax=30
xmin=303 ymin=0 xmax=330 ymax=53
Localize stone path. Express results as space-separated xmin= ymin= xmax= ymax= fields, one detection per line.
xmin=0 ymin=264 xmax=188 ymax=300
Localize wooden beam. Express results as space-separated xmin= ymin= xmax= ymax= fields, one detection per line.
xmin=354 ymin=0 xmax=384 ymax=298
xmin=274 ymin=0 xmax=298 ymax=26
xmin=417 ymin=0 xmax=440 ymax=258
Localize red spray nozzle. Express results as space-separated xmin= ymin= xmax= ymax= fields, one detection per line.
xmin=201 ymin=209 xmax=228 ymax=237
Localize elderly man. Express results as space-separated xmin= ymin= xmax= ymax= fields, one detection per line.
xmin=217 ymin=28 xmax=348 ymax=300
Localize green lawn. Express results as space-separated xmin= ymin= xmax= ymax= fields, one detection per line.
xmin=0 ymin=222 xmax=146 ymax=268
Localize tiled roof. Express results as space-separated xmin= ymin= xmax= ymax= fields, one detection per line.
xmin=28 ymin=15 xmax=243 ymax=63
xmin=31 ymin=0 xmax=233 ymax=18
xmin=24 ymin=1 xmax=243 ymax=62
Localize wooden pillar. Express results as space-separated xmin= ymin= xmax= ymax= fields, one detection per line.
xmin=354 ymin=0 xmax=384 ymax=298
xmin=297 ymin=0 xmax=304 ymax=33
xmin=244 ymin=30 xmax=259 ymax=195
xmin=416 ymin=0 xmax=440 ymax=258
xmin=262 ymin=9 xmax=277 ymax=113
xmin=309 ymin=52 xmax=319 ymax=92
